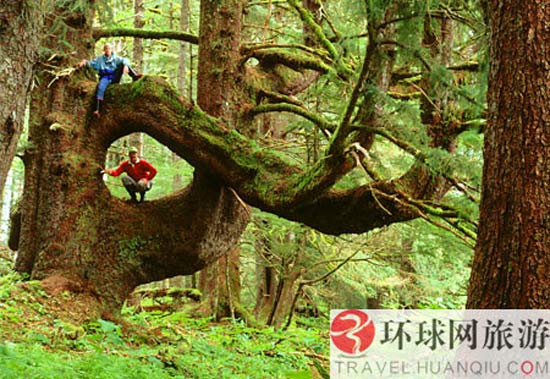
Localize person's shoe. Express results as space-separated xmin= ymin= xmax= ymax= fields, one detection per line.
xmin=93 ymin=110 xmax=100 ymax=118
xmin=132 ymin=73 xmax=143 ymax=82
xmin=126 ymin=197 xmax=138 ymax=204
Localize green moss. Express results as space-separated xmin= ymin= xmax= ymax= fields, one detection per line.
xmin=62 ymin=152 xmax=89 ymax=171
xmin=118 ymin=236 xmax=149 ymax=261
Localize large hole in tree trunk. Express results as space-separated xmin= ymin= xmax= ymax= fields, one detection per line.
xmin=103 ymin=133 xmax=194 ymax=202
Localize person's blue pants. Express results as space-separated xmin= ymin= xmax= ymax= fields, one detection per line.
xmin=96 ymin=65 xmax=137 ymax=100
xmin=96 ymin=76 xmax=112 ymax=100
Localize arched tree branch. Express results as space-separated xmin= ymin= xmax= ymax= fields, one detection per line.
xmin=96 ymin=76 xmax=455 ymax=235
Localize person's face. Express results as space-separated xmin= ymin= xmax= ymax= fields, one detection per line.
xmin=129 ymin=152 xmax=138 ymax=163
xmin=103 ymin=44 xmax=113 ymax=57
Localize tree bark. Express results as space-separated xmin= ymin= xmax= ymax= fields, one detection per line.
xmin=198 ymin=248 xmax=241 ymax=320
xmin=0 ymin=0 xmax=43 ymax=195
xmin=467 ymin=1 xmax=550 ymax=308
xmin=177 ymin=0 xmax=189 ymax=96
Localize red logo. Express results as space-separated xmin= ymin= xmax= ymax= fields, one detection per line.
xmin=330 ymin=310 xmax=376 ymax=355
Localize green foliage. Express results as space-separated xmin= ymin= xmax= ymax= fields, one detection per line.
xmin=0 ymin=274 xmax=328 ymax=379
xmin=0 ymin=342 xmax=187 ymax=379
xmin=240 ymin=203 xmax=472 ymax=317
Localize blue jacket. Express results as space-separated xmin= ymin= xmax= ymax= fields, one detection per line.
xmin=87 ymin=53 xmax=129 ymax=75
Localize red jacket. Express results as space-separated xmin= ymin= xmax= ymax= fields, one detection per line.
xmin=107 ymin=159 xmax=157 ymax=182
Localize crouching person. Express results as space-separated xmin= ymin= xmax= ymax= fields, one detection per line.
xmin=102 ymin=147 xmax=157 ymax=203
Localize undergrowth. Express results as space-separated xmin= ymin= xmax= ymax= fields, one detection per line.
xmin=0 ymin=273 xmax=329 ymax=379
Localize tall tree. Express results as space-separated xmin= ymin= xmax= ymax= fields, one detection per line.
xmin=0 ymin=0 xmax=44 ymax=194
xmin=467 ymin=1 xmax=550 ymax=308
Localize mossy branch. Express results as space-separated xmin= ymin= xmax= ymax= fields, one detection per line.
xmin=243 ymin=43 xmax=328 ymax=60
xmin=391 ymin=62 xmax=479 ymax=84
xmin=105 ymin=77 xmax=351 ymax=210
xmin=328 ymin=26 xmax=378 ymax=157
xmin=247 ymin=48 xmax=333 ymax=74
xmin=286 ymin=0 xmax=353 ymax=79
xmin=248 ymin=103 xmax=336 ymax=132
xmin=387 ymin=91 xmax=421 ymax=100
xmin=93 ymin=28 xmax=199 ymax=44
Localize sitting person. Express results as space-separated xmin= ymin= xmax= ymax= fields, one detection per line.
xmin=102 ymin=147 xmax=157 ymax=203
xmin=78 ymin=43 xmax=142 ymax=117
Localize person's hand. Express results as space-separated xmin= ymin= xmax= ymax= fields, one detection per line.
xmin=138 ymin=178 xmax=148 ymax=186
xmin=123 ymin=65 xmax=130 ymax=75
xmin=78 ymin=59 xmax=87 ymax=68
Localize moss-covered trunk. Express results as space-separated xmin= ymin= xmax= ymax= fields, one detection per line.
xmin=195 ymin=0 xmax=249 ymax=320
xmin=12 ymin=3 xmax=248 ymax=316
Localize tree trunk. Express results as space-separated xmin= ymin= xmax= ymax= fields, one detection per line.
xmin=199 ymin=248 xmax=241 ymax=321
xmin=254 ymin=254 xmax=278 ymax=320
xmin=467 ymin=1 xmax=550 ymax=308
xmin=177 ymin=0 xmax=189 ymax=96
xmin=0 ymin=0 xmax=43 ymax=195
xmin=267 ymin=269 xmax=301 ymax=328
xmin=254 ymin=220 xmax=278 ymax=320
xmin=129 ymin=0 xmax=145 ymax=155
xmin=11 ymin=3 xmax=248 ymax=316
xmin=195 ymin=0 xmax=249 ymax=319
xmin=133 ymin=0 xmax=144 ymax=71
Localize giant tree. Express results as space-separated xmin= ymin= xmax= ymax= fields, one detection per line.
xmin=10 ymin=0 xmax=483 ymax=317
xmin=467 ymin=1 xmax=550 ymax=307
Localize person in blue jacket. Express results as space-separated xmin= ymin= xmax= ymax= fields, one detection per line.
xmin=78 ymin=43 xmax=142 ymax=117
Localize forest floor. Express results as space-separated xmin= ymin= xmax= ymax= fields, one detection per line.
xmin=0 ymin=272 xmax=329 ymax=379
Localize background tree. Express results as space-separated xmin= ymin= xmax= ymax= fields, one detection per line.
xmin=0 ymin=0 xmax=45 ymax=195
xmin=467 ymin=0 xmax=550 ymax=308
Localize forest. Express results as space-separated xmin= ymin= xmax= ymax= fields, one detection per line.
xmin=0 ymin=0 xmax=548 ymax=377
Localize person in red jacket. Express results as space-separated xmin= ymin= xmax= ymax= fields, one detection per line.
xmin=102 ymin=146 xmax=158 ymax=203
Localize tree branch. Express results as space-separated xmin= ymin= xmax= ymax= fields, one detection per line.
xmin=93 ymin=28 xmax=199 ymax=44
xmin=249 ymin=103 xmax=335 ymax=133
xmin=328 ymin=24 xmax=378 ymax=157
xmin=353 ymin=124 xmax=480 ymax=202
xmin=286 ymin=0 xmax=353 ymax=79
xmin=246 ymin=48 xmax=333 ymax=74
xmin=242 ymin=43 xmax=327 ymax=59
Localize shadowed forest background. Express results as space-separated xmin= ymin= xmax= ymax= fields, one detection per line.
xmin=0 ymin=0 xmax=547 ymax=377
